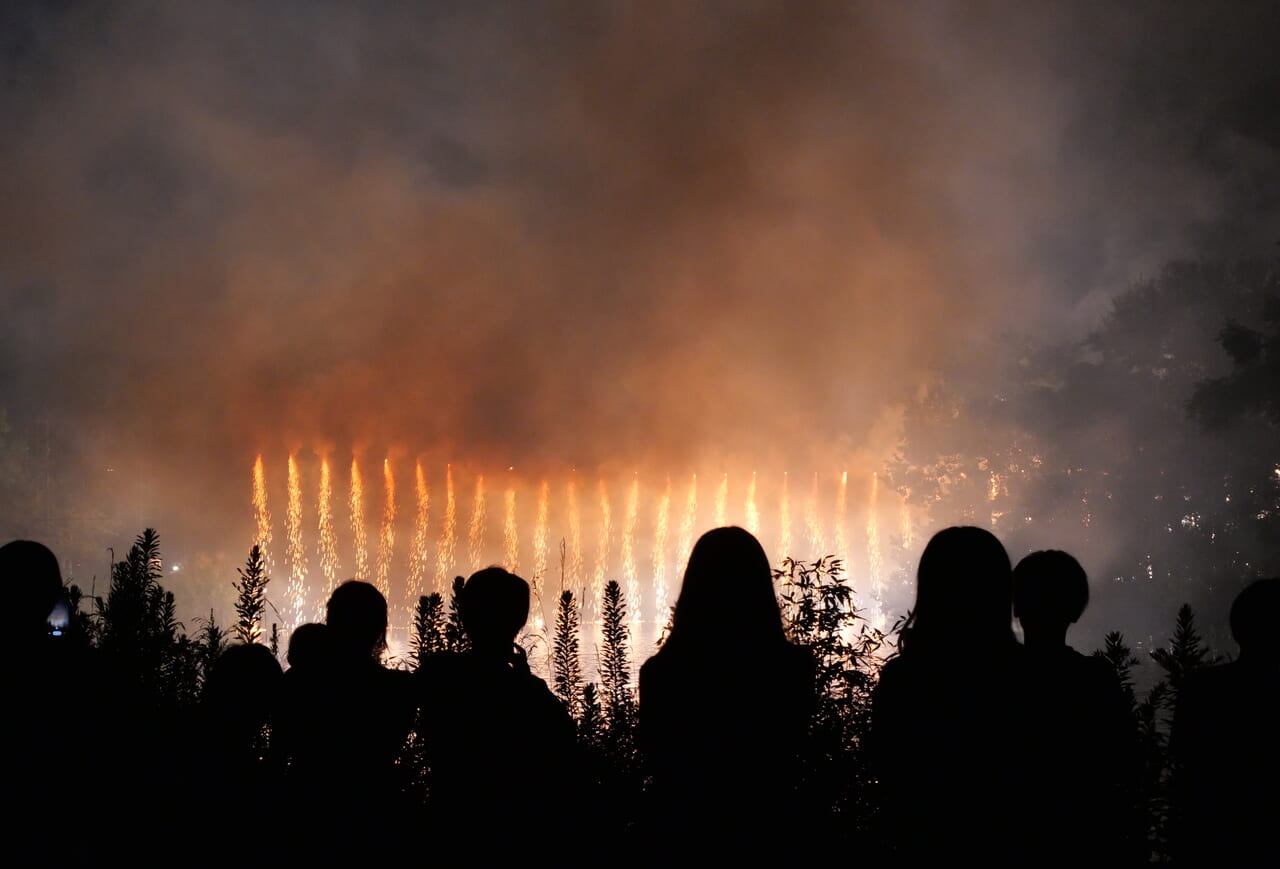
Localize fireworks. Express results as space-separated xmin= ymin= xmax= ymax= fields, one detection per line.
xmin=250 ymin=456 xmax=907 ymax=647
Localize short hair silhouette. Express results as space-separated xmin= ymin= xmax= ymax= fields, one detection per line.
xmin=287 ymin=622 xmax=331 ymax=669
xmin=1013 ymin=550 xmax=1089 ymax=635
xmin=1229 ymin=577 xmax=1280 ymax=662
xmin=459 ymin=567 xmax=529 ymax=646
xmin=0 ymin=539 xmax=63 ymax=640
xmin=325 ymin=580 xmax=388 ymax=660
xmin=665 ymin=526 xmax=785 ymax=652
xmin=203 ymin=642 xmax=282 ymax=731
xmin=902 ymin=525 xmax=1013 ymax=653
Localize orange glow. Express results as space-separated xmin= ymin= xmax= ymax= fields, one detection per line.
xmin=316 ymin=456 xmax=339 ymax=610
xmin=468 ymin=474 xmax=487 ymax=573
xmin=435 ymin=465 xmax=456 ymax=592
xmin=286 ymin=454 xmax=308 ymax=624
xmin=349 ymin=458 xmax=368 ymax=582
xmin=375 ymin=459 xmax=396 ymax=598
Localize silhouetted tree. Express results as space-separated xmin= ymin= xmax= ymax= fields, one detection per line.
xmin=579 ymin=681 xmax=603 ymax=746
xmin=599 ymin=581 xmax=632 ymax=722
xmin=1150 ymin=604 xmax=1215 ymax=699
xmin=233 ymin=545 xmax=269 ymax=645
xmin=194 ymin=610 xmax=229 ymax=685
xmin=445 ymin=575 xmax=469 ymax=652
xmin=411 ymin=593 xmax=446 ymax=667
xmin=1093 ymin=630 xmax=1141 ymax=709
xmin=553 ymin=589 xmax=583 ymax=715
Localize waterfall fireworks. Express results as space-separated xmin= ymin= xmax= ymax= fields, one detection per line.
xmin=248 ymin=456 xmax=913 ymax=648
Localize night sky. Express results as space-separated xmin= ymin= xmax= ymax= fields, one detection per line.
xmin=2 ymin=1 xmax=1277 ymax=632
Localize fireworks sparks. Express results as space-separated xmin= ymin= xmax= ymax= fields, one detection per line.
xmin=349 ymin=458 xmax=368 ymax=582
xmin=375 ymin=459 xmax=396 ymax=598
xmin=435 ymin=465 xmax=457 ymax=591
xmin=317 ymin=456 xmax=339 ymax=609
xmin=503 ymin=472 xmax=519 ymax=572
xmin=468 ymin=474 xmax=487 ymax=572
xmin=286 ymin=454 xmax=308 ymax=625
xmin=252 ymin=454 xmax=272 ymax=566
xmin=652 ymin=477 xmax=672 ymax=642
xmin=408 ymin=462 xmax=430 ymax=618
xmin=253 ymin=458 xmax=912 ymax=653
xmin=678 ymin=474 xmax=698 ymax=570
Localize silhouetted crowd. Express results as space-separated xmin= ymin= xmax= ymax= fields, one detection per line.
xmin=2 ymin=527 xmax=1276 ymax=867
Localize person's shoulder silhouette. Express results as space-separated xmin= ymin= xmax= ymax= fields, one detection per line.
xmin=869 ymin=526 xmax=1030 ymax=863
xmin=415 ymin=567 xmax=575 ymax=860
xmin=0 ymin=539 xmax=107 ymax=864
xmin=1173 ymin=577 xmax=1280 ymax=867
xmin=1012 ymin=549 xmax=1141 ymax=864
xmin=273 ymin=580 xmax=414 ymax=861
xmin=638 ymin=527 xmax=814 ymax=863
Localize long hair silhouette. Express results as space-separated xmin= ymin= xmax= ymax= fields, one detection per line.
xmin=899 ymin=525 xmax=1014 ymax=655
xmin=662 ymin=525 xmax=787 ymax=656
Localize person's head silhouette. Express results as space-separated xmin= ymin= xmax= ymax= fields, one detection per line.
xmin=459 ymin=567 xmax=529 ymax=657
xmin=1229 ymin=577 xmax=1280 ymax=665
xmin=1013 ymin=550 xmax=1088 ymax=649
xmin=902 ymin=526 xmax=1014 ymax=654
xmin=0 ymin=539 xmax=63 ymax=645
xmin=666 ymin=526 xmax=785 ymax=654
xmin=325 ymin=580 xmax=388 ymax=663
xmin=287 ymin=622 xmax=332 ymax=670
xmin=204 ymin=642 xmax=283 ymax=737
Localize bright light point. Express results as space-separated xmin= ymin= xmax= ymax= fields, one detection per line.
xmin=171 ymin=564 xmax=181 ymax=572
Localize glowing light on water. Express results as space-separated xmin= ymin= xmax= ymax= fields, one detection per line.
xmin=468 ymin=474 xmax=487 ymax=572
xmin=745 ymin=471 xmax=759 ymax=534
xmin=375 ymin=459 xmax=397 ymax=598
xmin=316 ymin=456 xmax=339 ymax=609
xmin=435 ymin=465 xmax=457 ymax=591
xmin=252 ymin=455 xmax=273 ymax=566
xmin=678 ymin=474 xmax=698 ymax=568
xmin=622 ymin=475 xmax=639 ymax=630
xmin=408 ymin=462 xmax=430 ymax=618
xmin=652 ymin=477 xmax=672 ymax=641
xmin=835 ymin=471 xmax=848 ymax=566
xmin=503 ymin=471 xmax=519 ymax=572
xmin=805 ymin=472 xmax=825 ymax=557
xmin=349 ymin=458 xmax=368 ymax=582
xmin=286 ymin=455 xmax=308 ymax=625
xmin=778 ymin=472 xmax=792 ymax=560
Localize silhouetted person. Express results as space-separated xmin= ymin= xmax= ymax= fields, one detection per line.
xmin=285 ymin=621 xmax=331 ymax=670
xmin=869 ymin=526 xmax=1031 ymax=863
xmin=273 ymin=580 xmax=414 ymax=861
xmin=186 ymin=643 xmax=283 ymax=866
xmin=415 ymin=567 xmax=576 ymax=863
xmin=1172 ymin=577 xmax=1280 ymax=867
xmin=639 ymin=527 xmax=814 ymax=864
xmin=1013 ymin=549 xmax=1141 ymax=865
xmin=0 ymin=540 xmax=82 ymax=863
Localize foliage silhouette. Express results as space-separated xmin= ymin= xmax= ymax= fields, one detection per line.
xmin=232 ymin=544 xmax=269 ymax=645
xmin=553 ymin=588 xmax=583 ymax=716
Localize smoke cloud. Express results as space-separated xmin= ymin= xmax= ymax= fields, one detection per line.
xmin=1 ymin=1 xmax=1276 ymax=618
